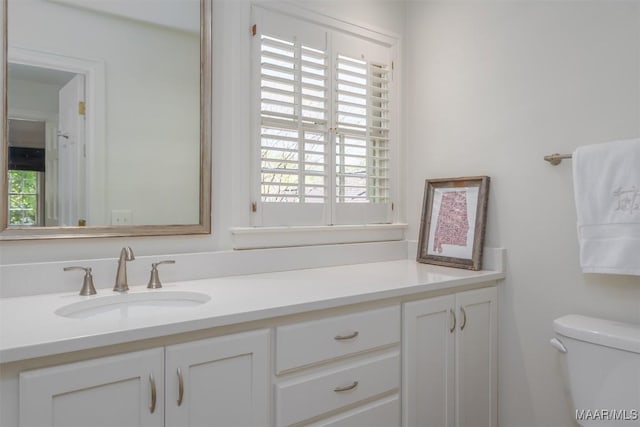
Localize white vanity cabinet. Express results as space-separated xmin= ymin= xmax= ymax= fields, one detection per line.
xmin=274 ymin=305 xmax=402 ymax=427
xmin=165 ymin=329 xmax=270 ymax=427
xmin=6 ymin=272 xmax=502 ymax=427
xmin=402 ymin=287 xmax=498 ymax=427
xmin=18 ymin=330 xmax=270 ymax=427
xmin=19 ymin=348 xmax=165 ymax=427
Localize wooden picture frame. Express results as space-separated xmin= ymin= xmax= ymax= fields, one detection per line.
xmin=417 ymin=176 xmax=490 ymax=270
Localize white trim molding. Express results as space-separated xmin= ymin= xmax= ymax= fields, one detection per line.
xmin=230 ymin=223 xmax=407 ymax=249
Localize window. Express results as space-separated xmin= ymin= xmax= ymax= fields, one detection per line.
xmin=8 ymin=170 xmax=41 ymax=226
xmin=252 ymin=7 xmax=395 ymax=227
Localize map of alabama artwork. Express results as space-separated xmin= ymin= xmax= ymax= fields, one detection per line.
xmin=433 ymin=191 xmax=469 ymax=253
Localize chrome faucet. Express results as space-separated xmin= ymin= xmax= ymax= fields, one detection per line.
xmin=114 ymin=247 xmax=135 ymax=292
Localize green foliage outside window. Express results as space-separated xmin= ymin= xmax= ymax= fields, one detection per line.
xmin=8 ymin=170 xmax=39 ymax=225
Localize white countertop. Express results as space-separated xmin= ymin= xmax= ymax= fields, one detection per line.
xmin=0 ymin=260 xmax=504 ymax=364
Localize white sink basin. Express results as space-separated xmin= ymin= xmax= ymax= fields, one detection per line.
xmin=55 ymin=290 xmax=212 ymax=319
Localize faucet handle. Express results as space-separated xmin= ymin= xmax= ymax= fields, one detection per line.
xmin=147 ymin=260 xmax=176 ymax=289
xmin=64 ymin=266 xmax=97 ymax=296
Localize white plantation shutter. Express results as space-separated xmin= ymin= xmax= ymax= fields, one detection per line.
xmin=335 ymin=56 xmax=390 ymax=204
xmin=253 ymin=7 xmax=394 ymax=226
xmin=333 ymin=33 xmax=393 ymax=225
xmin=260 ymin=36 xmax=328 ymax=204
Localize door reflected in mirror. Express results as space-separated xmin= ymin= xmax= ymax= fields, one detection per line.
xmin=4 ymin=0 xmax=206 ymax=234
xmin=9 ymin=64 xmax=86 ymax=227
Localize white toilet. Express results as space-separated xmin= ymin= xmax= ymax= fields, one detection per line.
xmin=551 ymin=315 xmax=640 ymax=426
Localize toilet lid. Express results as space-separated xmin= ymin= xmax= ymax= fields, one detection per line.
xmin=554 ymin=314 xmax=640 ymax=354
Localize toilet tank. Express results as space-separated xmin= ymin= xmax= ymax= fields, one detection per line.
xmin=553 ymin=315 xmax=640 ymax=426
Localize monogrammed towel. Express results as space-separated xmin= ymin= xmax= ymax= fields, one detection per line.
xmin=573 ymin=138 xmax=640 ymax=275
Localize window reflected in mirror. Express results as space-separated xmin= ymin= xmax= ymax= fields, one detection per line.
xmin=8 ymin=118 xmax=46 ymax=226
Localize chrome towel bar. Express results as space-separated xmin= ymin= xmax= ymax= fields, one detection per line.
xmin=544 ymin=153 xmax=572 ymax=165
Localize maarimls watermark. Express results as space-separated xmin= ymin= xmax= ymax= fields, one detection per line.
xmin=576 ymin=409 xmax=639 ymax=422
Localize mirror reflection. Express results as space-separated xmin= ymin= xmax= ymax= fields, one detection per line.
xmin=6 ymin=0 xmax=201 ymax=228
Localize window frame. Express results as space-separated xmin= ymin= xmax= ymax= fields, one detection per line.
xmin=250 ymin=5 xmax=399 ymax=226
xmin=231 ymin=3 xmax=406 ymax=249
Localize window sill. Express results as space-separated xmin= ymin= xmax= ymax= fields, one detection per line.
xmin=230 ymin=223 xmax=407 ymax=250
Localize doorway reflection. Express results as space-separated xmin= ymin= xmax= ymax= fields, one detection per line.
xmin=8 ymin=63 xmax=85 ymax=227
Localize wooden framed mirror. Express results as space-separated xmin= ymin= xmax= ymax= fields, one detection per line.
xmin=0 ymin=0 xmax=211 ymax=240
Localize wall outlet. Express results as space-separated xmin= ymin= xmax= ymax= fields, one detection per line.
xmin=111 ymin=209 xmax=133 ymax=225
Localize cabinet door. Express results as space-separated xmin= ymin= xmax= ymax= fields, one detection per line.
xmin=19 ymin=348 xmax=164 ymax=427
xmin=165 ymin=329 xmax=270 ymax=427
xmin=403 ymin=295 xmax=456 ymax=427
xmin=455 ymin=287 xmax=497 ymax=427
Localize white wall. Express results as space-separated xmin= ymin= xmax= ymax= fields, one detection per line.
xmin=8 ymin=78 xmax=59 ymax=117
xmin=404 ymin=1 xmax=640 ymax=426
xmin=9 ymin=0 xmax=200 ymax=225
xmin=294 ymin=0 xmax=405 ymax=31
xmin=0 ymin=0 xmax=406 ymax=262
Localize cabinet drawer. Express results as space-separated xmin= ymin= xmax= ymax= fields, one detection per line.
xmin=306 ymin=395 xmax=400 ymax=427
xmin=276 ymin=350 xmax=399 ymax=426
xmin=276 ymin=305 xmax=400 ymax=373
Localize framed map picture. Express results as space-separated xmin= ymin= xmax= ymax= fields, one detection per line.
xmin=417 ymin=176 xmax=490 ymax=270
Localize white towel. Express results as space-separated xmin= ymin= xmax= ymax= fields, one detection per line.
xmin=573 ymin=138 xmax=640 ymax=275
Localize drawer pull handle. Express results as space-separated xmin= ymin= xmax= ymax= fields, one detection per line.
xmin=334 ymin=381 xmax=359 ymax=392
xmin=149 ymin=373 xmax=157 ymax=414
xmin=334 ymin=331 xmax=359 ymax=341
xmin=177 ymin=368 xmax=184 ymax=406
